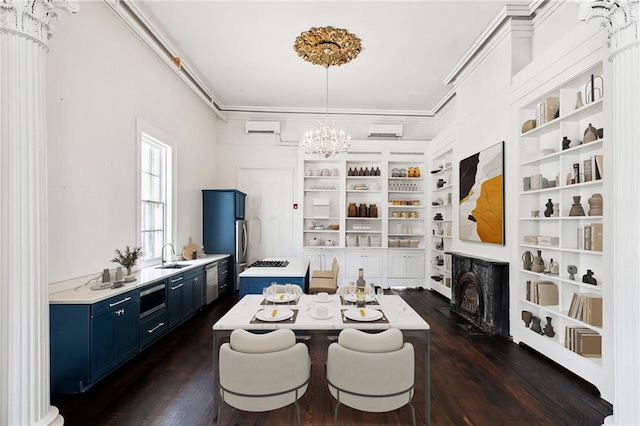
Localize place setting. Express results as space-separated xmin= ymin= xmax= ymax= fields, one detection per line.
xmin=251 ymin=307 xmax=299 ymax=323
xmin=259 ymin=284 xmax=300 ymax=305
xmin=341 ymin=307 xmax=389 ymax=324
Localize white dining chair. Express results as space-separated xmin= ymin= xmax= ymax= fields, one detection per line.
xmin=325 ymin=328 xmax=416 ymax=425
xmin=218 ymin=329 xmax=311 ymax=425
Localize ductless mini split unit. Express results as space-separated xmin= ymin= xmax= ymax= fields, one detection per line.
xmin=245 ymin=121 xmax=281 ymax=134
xmin=367 ymin=124 xmax=403 ymax=138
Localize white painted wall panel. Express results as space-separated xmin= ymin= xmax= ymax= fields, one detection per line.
xmin=46 ymin=2 xmax=218 ymax=283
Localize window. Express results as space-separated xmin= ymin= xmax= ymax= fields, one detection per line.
xmin=137 ymin=120 xmax=175 ymax=265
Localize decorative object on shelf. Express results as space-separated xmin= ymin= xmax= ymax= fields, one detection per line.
xmin=575 ymin=91 xmax=584 ymax=109
xmin=530 ymin=316 xmax=544 ymax=334
xmin=531 ymin=250 xmax=545 ymax=273
xmin=111 ymin=246 xmax=142 ymax=281
xmin=309 ymin=238 xmax=321 ymax=246
xmin=521 ymin=310 xmax=533 ymax=328
xmin=583 ymin=123 xmax=598 ymax=143
xmin=436 ymin=178 xmax=445 ymax=188
xmin=521 ymin=119 xmax=536 ymax=133
xmin=597 ymin=128 xmax=604 ymax=139
xmin=551 ymin=203 xmax=560 ymax=217
xmin=328 ymin=224 xmax=339 ymax=230
xmin=369 ymin=204 xmax=378 ymax=218
xmin=584 ymin=73 xmax=604 ymax=104
xmin=569 ymin=196 xmax=586 ymax=216
xmin=544 ymin=199 xmax=553 ymax=217
xmin=582 ymin=269 xmax=597 ymax=285
xmin=548 ymin=259 xmax=560 ymax=275
xmin=543 ymin=317 xmax=556 ymax=337
xmin=530 ymin=210 xmax=540 ymax=218
xmin=295 ymin=26 xmax=361 ymax=158
xmin=567 ymin=264 xmax=577 ymax=280
xmin=358 ymin=203 xmax=367 ymax=217
xmin=568 ymin=139 xmax=582 ymax=149
xmin=348 ymin=202 xmax=357 ymax=217
xmin=459 ymin=141 xmax=504 ymax=244
xmin=588 ymin=193 xmax=603 ymax=216
xmin=522 ymin=250 xmax=533 ymax=270
xmin=433 ymin=213 xmax=443 ymax=221
xmin=562 ymin=136 xmax=571 ymax=150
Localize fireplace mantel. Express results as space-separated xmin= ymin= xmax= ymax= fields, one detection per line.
xmin=447 ymin=252 xmax=510 ymax=337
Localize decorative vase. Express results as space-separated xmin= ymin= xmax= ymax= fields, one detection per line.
xmin=531 ymin=250 xmax=545 ymax=273
xmin=588 ymin=193 xmax=603 ymax=216
xmin=543 ymin=317 xmax=556 ymax=337
xmin=544 ymin=199 xmax=553 ymax=217
xmin=359 ymin=203 xmax=368 ymax=217
xmin=569 ymin=196 xmax=586 ymax=216
xmin=549 ymin=259 xmax=559 ymax=275
xmin=437 ymin=179 xmax=445 ymax=188
xmin=569 ymin=138 xmax=582 ymax=148
xmin=375 ymin=167 xmax=381 ymax=176
xmin=567 ymin=264 xmax=577 ymax=280
xmin=584 ymin=123 xmax=598 ymax=143
xmin=102 ymin=268 xmax=111 ymax=283
xmin=530 ymin=316 xmax=544 ymax=334
xmin=562 ymin=136 xmax=571 ymax=150
xmin=551 ymin=203 xmax=560 ymax=217
xmin=348 ymin=203 xmax=357 ymax=217
xmin=575 ymin=91 xmax=584 ymax=109
xmin=582 ymin=269 xmax=597 ymax=285
xmin=521 ymin=310 xmax=533 ymax=328
xmin=522 ymin=251 xmax=533 ymax=270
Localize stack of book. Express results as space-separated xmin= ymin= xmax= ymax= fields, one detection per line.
xmin=565 ymin=327 xmax=601 ymax=358
xmin=577 ymin=223 xmax=603 ymax=251
xmin=567 ymin=293 xmax=603 ymax=326
xmin=525 ymin=281 xmax=558 ymax=306
xmin=536 ymin=97 xmax=560 ymax=126
xmin=573 ymin=155 xmax=603 ymax=183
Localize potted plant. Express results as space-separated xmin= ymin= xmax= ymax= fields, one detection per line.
xmin=111 ymin=246 xmax=143 ymax=281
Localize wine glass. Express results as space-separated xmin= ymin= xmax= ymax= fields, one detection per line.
xmin=262 ymin=286 xmax=269 ymax=305
xmin=376 ymin=287 xmax=384 ymax=304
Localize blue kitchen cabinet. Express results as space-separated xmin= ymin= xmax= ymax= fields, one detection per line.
xmin=139 ymin=309 xmax=168 ymax=349
xmin=167 ymin=274 xmax=185 ymax=329
xmin=50 ymin=289 xmax=140 ymax=393
xmin=184 ymin=266 xmax=205 ymax=313
xmin=90 ymin=292 xmax=140 ymax=381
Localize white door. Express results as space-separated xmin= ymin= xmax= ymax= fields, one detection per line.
xmin=238 ymin=168 xmax=293 ymax=263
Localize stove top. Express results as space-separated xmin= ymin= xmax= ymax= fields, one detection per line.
xmin=249 ymin=260 xmax=290 ymax=268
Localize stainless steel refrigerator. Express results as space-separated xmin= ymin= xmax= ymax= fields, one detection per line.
xmin=202 ymin=189 xmax=247 ymax=294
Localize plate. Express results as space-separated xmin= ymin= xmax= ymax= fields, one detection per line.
xmin=310 ymin=310 xmax=334 ymax=320
xmin=256 ymin=308 xmax=294 ymax=322
xmin=344 ymin=308 xmax=383 ymax=322
xmin=267 ymin=293 xmax=297 ymax=303
xmin=343 ymin=294 xmax=373 ymax=303
xmin=315 ymin=296 xmax=333 ymax=303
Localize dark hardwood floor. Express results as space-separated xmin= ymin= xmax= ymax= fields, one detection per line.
xmin=52 ymin=288 xmax=612 ymax=425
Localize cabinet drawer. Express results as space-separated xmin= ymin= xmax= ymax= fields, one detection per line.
xmin=92 ymin=290 xmax=139 ymax=318
xmin=140 ymin=309 xmax=168 ymax=348
xmin=183 ymin=266 xmax=204 ymax=280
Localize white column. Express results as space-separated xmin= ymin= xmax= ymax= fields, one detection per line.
xmin=578 ymin=1 xmax=640 ymax=425
xmin=0 ymin=1 xmax=77 ymax=425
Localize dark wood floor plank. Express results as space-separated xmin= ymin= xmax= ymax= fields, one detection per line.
xmin=52 ymin=288 xmax=612 ymax=425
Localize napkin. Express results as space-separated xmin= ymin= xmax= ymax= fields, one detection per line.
xmin=271 ymin=309 xmax=278 ymax=318
xmin=359 ymin=309 xmax=366 ymax=318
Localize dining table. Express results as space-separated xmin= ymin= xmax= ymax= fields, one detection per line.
xmin=212 ymin=293 xmax=431 ymax=425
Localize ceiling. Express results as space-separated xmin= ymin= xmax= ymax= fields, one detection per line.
xmin=135 ymin=1 xmax=519 ymax=117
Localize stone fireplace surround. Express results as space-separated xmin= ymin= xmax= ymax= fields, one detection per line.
xmin=447 ymin=252 xmax=509 ymax=337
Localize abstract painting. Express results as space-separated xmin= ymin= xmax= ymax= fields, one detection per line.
xmin=459 ymin=141 xmax=504 ymax=244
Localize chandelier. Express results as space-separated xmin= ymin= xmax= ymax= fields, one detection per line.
xmin=294 ymin=26 xmax=362 ymax=158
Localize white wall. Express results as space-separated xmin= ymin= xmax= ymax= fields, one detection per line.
xmin=46 ymin=2 xmax=218 ymax=283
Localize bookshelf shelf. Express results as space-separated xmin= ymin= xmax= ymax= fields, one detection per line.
xmin=429 ymin=147 xmax=453 ymax=299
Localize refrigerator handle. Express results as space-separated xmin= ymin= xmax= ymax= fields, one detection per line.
xmin=242 ymin=222 xmax=248 ymax=258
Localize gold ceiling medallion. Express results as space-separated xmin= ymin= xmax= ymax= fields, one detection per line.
xmin=294 ymin=26 xmax=362 ymax=67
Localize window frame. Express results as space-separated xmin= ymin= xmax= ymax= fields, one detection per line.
xmin=136 ymin=118 xmax=178 ymax=268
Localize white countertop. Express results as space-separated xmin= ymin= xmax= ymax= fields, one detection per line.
xmin=49 ymin=254 xmax=229 ymax=304
xmin=213 ymin=294 xmax=430 ymax=331
xmin=239 ymin=258 xmax=310 ymax=278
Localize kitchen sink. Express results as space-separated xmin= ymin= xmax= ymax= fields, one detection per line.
xmin=156 ymin=263 xmax=190 ymax=269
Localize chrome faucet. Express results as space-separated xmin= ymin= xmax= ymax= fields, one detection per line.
xmin=161 ymin=243 xmax=175 ymax=265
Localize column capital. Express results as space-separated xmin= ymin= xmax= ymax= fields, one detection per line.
xmin=0 ymin=0 xmax=78 ymax=48
xmin=577 ymin=0 xmax=640 ymax=54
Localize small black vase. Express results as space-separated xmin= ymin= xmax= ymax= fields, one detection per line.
xmin=544 ymin=199 xmax=553 ymax=217
xmin=562 ymin=136 xmax=571 ymax=150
